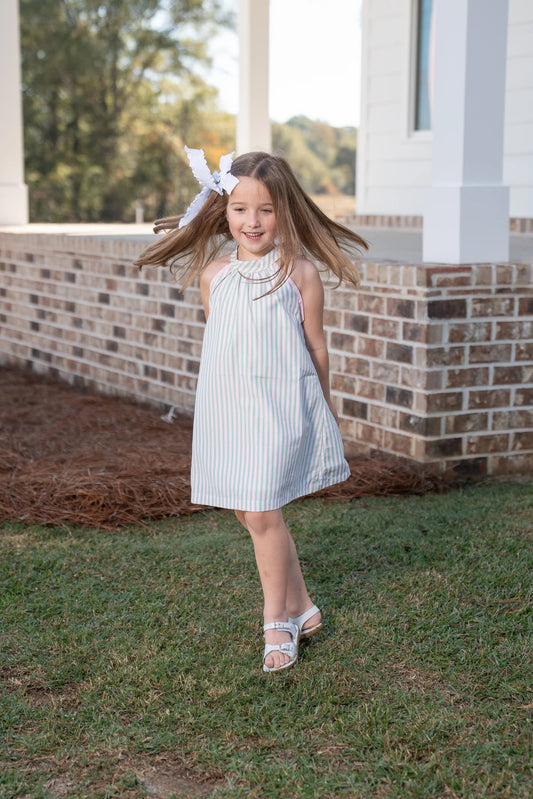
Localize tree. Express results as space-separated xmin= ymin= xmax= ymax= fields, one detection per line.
xmin=20 ymin=0 xmax=233 ymax=221
xmin=273 ymin=118 xmax=357 ymax=196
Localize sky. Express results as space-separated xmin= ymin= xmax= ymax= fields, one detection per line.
xmin=204 ymin=0 xmax=363 ymax=128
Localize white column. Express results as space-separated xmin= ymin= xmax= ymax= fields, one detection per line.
xmin=0 ymin=0 xmax=28 ymax=224
xmin=423 ymin=0 xmax=509 ymax=263
xmin=237 ymin=0 xmax=271 ymax=154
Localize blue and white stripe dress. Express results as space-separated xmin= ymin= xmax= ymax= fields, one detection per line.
xmin=190 ymin=246 xmax=350 ymax=511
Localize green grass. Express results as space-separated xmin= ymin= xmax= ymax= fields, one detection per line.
xmin=1 ymin=482 xmax=532 ymax=798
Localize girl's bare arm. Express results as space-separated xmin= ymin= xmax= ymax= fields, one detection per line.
xmin=295 ymin=261 xmax=339 ymax=423
xmin=199 ymin=256 xmax=230 ymax=319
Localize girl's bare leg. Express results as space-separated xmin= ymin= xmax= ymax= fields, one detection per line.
xmin=238 ymin=509 xmax=321 ymax=669
xmin=243 ymin=509 xmax=293 ymax=670
xmin=285 ymin=532 xmax=322 ymax=631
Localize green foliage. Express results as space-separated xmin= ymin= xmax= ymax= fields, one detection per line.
xmin=20 ymin=2 xmax=356 ymax=222
xmin=1 ymin=483 xmax=531 ymax=797
xmin=273 ymin=116 xmax=357 ymax=195
xmin=20 ymin=0 xmax=234 ymax=222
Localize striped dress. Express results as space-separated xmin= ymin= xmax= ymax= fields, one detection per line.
xmin=190 ymin=246 xmax=350 ymax=511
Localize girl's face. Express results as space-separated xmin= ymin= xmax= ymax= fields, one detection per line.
xmin=226 ymin=177 xmax=277 ymax=260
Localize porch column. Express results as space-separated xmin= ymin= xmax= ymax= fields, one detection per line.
xmin=0 ymin=0 xmax=28 ymax=224
xmin=237 ymin=0 xmax=271 ymax=154
xmin=423 ymin=0 xmax=509 ymax=263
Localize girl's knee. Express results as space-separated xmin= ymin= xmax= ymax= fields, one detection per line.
xmin=243 ymin=509 xmax=284 ymax=535
xmin=234 ymin=509 xmax=246 ymax=524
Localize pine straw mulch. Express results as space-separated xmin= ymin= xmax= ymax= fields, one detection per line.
xmin=0 ymin=366 xmax=448 ymax=530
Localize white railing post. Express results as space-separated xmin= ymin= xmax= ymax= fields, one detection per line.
xmin=237 ymin=0 xmax=271 ymax=154
xmin=423 ymin=0 xmax=509 ymax=263
xmin=0 ymin=0 xmax=28 ymax=224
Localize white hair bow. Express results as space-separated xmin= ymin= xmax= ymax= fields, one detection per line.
xmin=178 ymin=146 xmax=240 ymax=229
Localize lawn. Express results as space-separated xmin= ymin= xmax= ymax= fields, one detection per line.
xmin=1 ymin=482 xmax=531 ymax=798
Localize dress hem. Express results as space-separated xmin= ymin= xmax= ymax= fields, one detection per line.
xmin=190 ymin=466 xmax=350 ymax=512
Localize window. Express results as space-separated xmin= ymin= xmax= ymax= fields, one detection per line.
xmin=414 ymin=0 xmax=433 ymax=131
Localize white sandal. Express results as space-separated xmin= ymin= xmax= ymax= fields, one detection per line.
xmin=262 ymin=621 xmax=299 ymax=673
xmin=289 ymin=604 xmax=323 ymax=640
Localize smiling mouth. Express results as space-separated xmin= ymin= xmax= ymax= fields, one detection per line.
xmin=244 ymin=232 xmax=263 ymax=238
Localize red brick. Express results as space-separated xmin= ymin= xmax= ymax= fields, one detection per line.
xmin=342 ymin=398 xmax=368 ymax=419
xmin=372 ymin=361 xmax=400 ymax=383
xmin=426 ymin=347 xmax=465 ymax=367
xmin=356 ymin=421 xmax=383 ymax=447
xmin=402 ymin=322 xmax=427 ymax=343
xmin=357 ymin=336 xmax=385 ymax=358
xmin=518 ymin=297 xmax=533 ymax=315
xmin=386 ymin=342 xmax=413 ymax=364
xmin=449 ymin=458 xmax=488 ymax=477
xmin=372 ymin=318 xmax=400 ymax=338
xmin=428 ymin=299 xmax=467 ymax=319
xmin=514 ymin=387 xmax=533 ymax=406
xmin=516 ymin=265 xmax=533 ymax=284
xmin=369 ymin=405 xmax=398 ymax=428
xmin=345 ymin=357 xmax=370 ymax=377
xmin=330 ymin=332 xmax=356 ymax=352
xmin=399 ymin=412 xmax=442 ymax=437
xmin=338 ymin=417 xmax=355 ymax=439
xmin=383 ymin=430 xmax=412 ymax=456
xmin=446 ymin=367 xmax=490 ymax=388
xmin=473 ymin=265 xmax=494 ymax=286
xmin=490 ymin=453 xmax=533 ymax=474
xmin=360 ymin=295 xmax=387 ymax=315
xmin=425 ymin=370 xmax=443 ymax=390
xmin=424 ymin=265 xmax=472 ymax=288
xmin=493 ymin=409 xmax=533 ymax=430
xmin=346 ymin=313 xmax=369 ymax=333
xmin=468 ymin=389 xmax=511 ymax=409
xmin=387 ymin=298 xmax=415 ymax=318
xmin=465 ymin=434 xmax=510 ymax=454
xmin=512 ymin=431 xmax=533 ymax=451
xmin=447 ymin=322 xmax=492 ymax=344
xmin=469 ymin=344 xmax=512 ymax=363
xmin=357 ymin=379 xmax=386 ymax=402
xmin=495 ymin=321 xmax=533 ymax=340
xmin=385 ymin=385 xmax=413 ymax=408
xmin=471 ymin=297 xmax=515 ymax=317
xmin=445 ymin=413 xmax=489 ymax=434
xmin=332 ymin=374 xmax=356 ymax=394
xmin=184 ymin=324 xmax=206 ymax=341
xmin=493 ymin=365 xmax=533 ymax=385
xmin=516 ymin=342 xmax=533 ymax=361
xmin=426 ymin=392 xmax=464 ymax=412
xmin=427 ymin=438 xmax=463 ymax=457
xmin=324 ymin=309 xmax=343 ymax=327
xmin=433 ymin=273 xmax=473 ymax=288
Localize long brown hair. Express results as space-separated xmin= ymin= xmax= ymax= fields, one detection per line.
xmin=134 ymin=151 xmax=368 ymax=290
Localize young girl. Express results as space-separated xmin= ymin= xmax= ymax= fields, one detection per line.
xmin=135 ymin=147 xmax=367 ymax=673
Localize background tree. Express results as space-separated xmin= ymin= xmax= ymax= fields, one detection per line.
xmin=273 ymin=117 xmax=357 ymax=196
xmin=20 ymin=0 xmax=233 ymax=222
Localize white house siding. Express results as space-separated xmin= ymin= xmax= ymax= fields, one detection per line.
xmin=504 ymin=1 xmax=533 ymax=218
xmin=357 ymin=0 xmax=533 ymax=219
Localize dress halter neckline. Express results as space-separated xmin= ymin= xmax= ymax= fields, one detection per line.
xmin=231 ymin=245 xmax=280 ymax=267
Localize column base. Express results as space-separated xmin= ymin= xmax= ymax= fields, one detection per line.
xmin=423 ymin=185 xmax=509 ymax=263
xmin=0 ymin=183 xmax=28 ymax=225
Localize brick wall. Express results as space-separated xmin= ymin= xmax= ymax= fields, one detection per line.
xmin=1 ymin=229 xmax=532 ymax=475
xmin=338 ymin=215 xmax=533 ymax=234
xmin=329 ymin=261 xmax=533 ymax=475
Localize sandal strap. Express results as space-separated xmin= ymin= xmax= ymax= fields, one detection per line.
xmin=263 ymin=620 xmax=299 ymax=638
xmin=262 ymin=620 xmax=299 ymax=669
xmin=289 ymin=604 xmax=320 ymax=629
xmin=263 ymin=641 xmax=297 ymax=658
